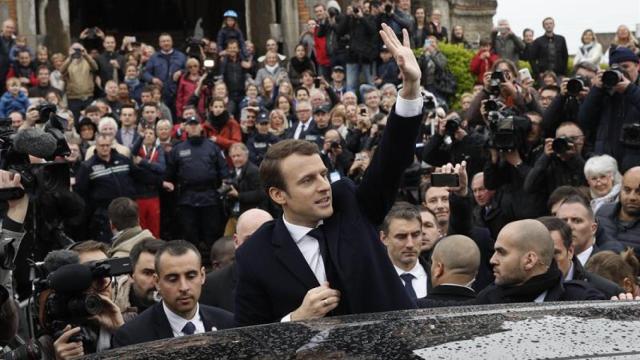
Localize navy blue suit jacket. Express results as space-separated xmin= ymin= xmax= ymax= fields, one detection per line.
xmin=115 ymin=128 xmax=141 ymax=149
xmin=111 ymin=301 xmax=234 ymax=348
xmin=235 ymin=108 xmax=421 ymax=326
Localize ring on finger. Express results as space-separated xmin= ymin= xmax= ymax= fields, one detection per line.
xmin=323 ymin=299 xmax=328 ymax=306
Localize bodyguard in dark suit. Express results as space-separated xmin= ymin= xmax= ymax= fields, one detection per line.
xmin=113 ymin=241 xmax=234 ymax=347
xmin=226 ymin=143 xmax=269 ymax=214
xmin=235 ymin=24 xmax=422 ymax=326
xmin=418 ymin=235 xmax=479 ymax=308
xmin=201 ymin=209 xmax=274 ymax=313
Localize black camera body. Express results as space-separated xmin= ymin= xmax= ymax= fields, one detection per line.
xmin=218 ymin=178 xmax=238 ymax=196
xmin=602 ymin=64 xmax=625 ymax=89
xmin=421 ymin=89 xmax=437 ymax=114
xmin=487 ymin=111 xmax=530 ymax=152
xmin=444 ymin=116 xmax=461 ymax=137
xmin=552 ymin=137 xmax=572 ymax=154
xmin=327 ymin=7 xmax=339 ymax=18
xmin=621 ymin=123 xmax=640 ymax=148
xmin=489 ymin=70 xmax=506 ymax=96
xmin=566 ymin=75 xmax=591 ymax=97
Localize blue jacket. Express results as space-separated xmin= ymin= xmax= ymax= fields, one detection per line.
xmin=142 ymin=49 xmax=187 ymax=99
xmin=216 ymin=27 xmax=247 ymax=57
xmin=165 ymin=137 xmax=229 ymax=207
xmin=246 ymin=132 xmax=280 ymax=166
xmin=0 ymin=91 xmax=29 ymax=117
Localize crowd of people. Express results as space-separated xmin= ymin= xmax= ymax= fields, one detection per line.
xmin=0 ymin=0 xmax=640 ymax=358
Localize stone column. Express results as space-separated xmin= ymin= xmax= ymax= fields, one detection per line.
xmin=280 ymin=0 xmax=300 ymax=57
xmin=15 ymin=0 xmax=37 ymax=48
xmin=247 ymin=0 xmax=276 ymax=56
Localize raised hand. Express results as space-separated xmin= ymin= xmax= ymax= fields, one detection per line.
xmin=379 ymin=23 xmax=421 ymax=99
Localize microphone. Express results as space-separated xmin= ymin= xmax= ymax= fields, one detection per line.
xmin=42 ymin=250 xmax=79 ymax=274
xmin=12 ymin=128 xmax=58 ymax=159
xmin=47 ymin=263 xmax=93 ymax=293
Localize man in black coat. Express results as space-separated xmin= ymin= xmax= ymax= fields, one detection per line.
xmin=201 ymin=209 xmax=274 ymax=313
xmin=538 ymin=216 xmax=623 ymax=299
xmin=475 ymin=219 xmax=605 ymax=305
xmin=112 ymin=241 xmax=234 ymax=347
xmin=528 ymin=17 xmax=568 ymax=80
xmin=234 ymin=24 xmax=421 ymax=326
xmin=418 ymin=235 xmax=479 ymax=308
xmin=225 ymin=143 xmax=269 ymax=215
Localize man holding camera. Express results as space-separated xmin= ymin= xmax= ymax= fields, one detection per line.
xmin=524 ymin=122 xmax=587 ymax=197
xmin=96 ymin=35 xmax=124 ymax=85
xmin=337 ymin=2 xmax=378 ymax=93
xmin=61 ymin=43 xmax=98 ymax=120
xmin=579 ymin=47 xmax=640 ymax=172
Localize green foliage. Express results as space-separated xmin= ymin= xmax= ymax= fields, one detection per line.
xmin=438 ymin=43 xmax=475 ymax=110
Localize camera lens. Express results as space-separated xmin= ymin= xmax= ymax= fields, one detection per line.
xmin=552 ymin=137 xmax=570 ymax=154
xmin=566 ymin=78 xmax=584 ymax=96
xmin=602 ymin=70 xmax=622 ymax=88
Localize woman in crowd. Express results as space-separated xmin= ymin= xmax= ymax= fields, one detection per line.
xmin=288 ymin=44 xmax=316 ymax=88
xmin=202 ymin=96 xmax=242 ymax=153
xmin=255 ymin=51 xmax=289 ymax=89
xmin=123 ymin=64 xmax=144 ymax=104
xmin=268 ymin=108 xmax=289 ymax=139
xmin=278 ymin=80 xmax=294 ymax=98
xmin=610 ymin=24 xmax=640 ymax=56
xmin=260 ymin=76 xmax=277 ymax=111
xmin=584 ymin=155 xmax=622 ymax=214
xmin=49 ymin=53 xmax=66 ymax=92
xmin=412 ymin=7 xmax=429 ymax=49
xmin=573 ymin=29 xmax=603 ymax=67
xmin=176 ymin=58 xmax=202 ymax=118
xmin=330 ymin=104 xmax=349 ymax=140
xmin=238 ymin=83 xmax=264 ymax=112
xmin=450 ymin=25 xmax=471 ymax=49
xmin=586 ymin=249 xmax=640 ymax=297
xmin=274 ymin=94 xmax=295 ymax=127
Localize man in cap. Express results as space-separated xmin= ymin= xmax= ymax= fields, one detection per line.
xmin=246 ymin=111 xmax=280 ymax=166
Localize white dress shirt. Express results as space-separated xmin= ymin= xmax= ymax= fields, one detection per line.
xmin=534 ymin=290 xmax=548 ymax=303
xmin=394 ymin=262 xmax=428 ymax=298
xmin=163 ymin=302 xmax=209 ymax=337
xmin=282 ymin=215 xmax=326 ymax=284
xmin=293 ymin=119 xmax=311 ymax=139
xmin=576 ymin=245 xmax=594 ymax=266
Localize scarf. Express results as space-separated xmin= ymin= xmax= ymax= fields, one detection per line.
xmin=290 ymin=57 xmax=312 ymax=74
xmin=208 ymin=110 xmax=229 ymax=130
xmin=487 ymin=261 xmax=562 ymax=303
xmin=580 ymin=43 xmax=594 ymax=56
xmin=124 ymin=77 xmax=140 ymax=88
xmin=265 ymin=64 xmax=279 ymax=74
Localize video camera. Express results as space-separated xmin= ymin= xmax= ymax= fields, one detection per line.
xmin=489 ymin=70 xmax=507 ymax=96
xmin=203 ymin=59 xmax=217 ymax=88
xmin=0 ymin=104 xmax=71 ymax=202
xmin=34 ymin=257 xmax=131 ymax=353
xmin=486 ymin=111 xmax=531 ymax=152
xmin=621 ymin=123 xmax=640 ymax=148
xmin=566 ymin=75 xmax=591 ymax=97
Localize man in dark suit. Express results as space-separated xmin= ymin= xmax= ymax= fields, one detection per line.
xmin=115 ymin=104 xmax=141 ymax=150
xmin=201 ymin=209 xmax=273 ymax=312
xmin=235 ymin=24 xmax=422 ymax=326
xmin=418 ymin=235 xmax=479 ymax=308
xmin=380 ymin=203 xmax=431 ymax=300
xmin=225 ymin=143 xmax=269 ymax=214
xmin=287 ymin=100 xmax=316 ymax=140
xmin=112 ymin=241 xmax=234 ymax=347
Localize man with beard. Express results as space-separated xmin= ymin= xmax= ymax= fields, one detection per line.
xmin=113 ymin=238 xmax=165 ymax=317
xmin=163 ymin=117 xmax=229 ymax=255
xmin=476 ymin=219 xmax=604 ymax=304
xmin=596 ymin=167 xmax=640 ymax=256
xmin=202 ymin=97 xmax=242 ymax=154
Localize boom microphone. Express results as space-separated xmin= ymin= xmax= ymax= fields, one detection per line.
xmin=47 ymin=263 xmax=93 ymax=293
xmin=42 ymin=250 xmax=79 ymax=274
xmin=12 ymin=128 xmax=58 ymax=159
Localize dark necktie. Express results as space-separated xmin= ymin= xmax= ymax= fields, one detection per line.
xmin=182 ymin=321 xmax=196 ymax=335
xmin=307 ymin=226 xmax=328 ymax=261
xmin=400 ymin=273 xmax=418 ymax=300
xmin=306 ymin=226 xmax=347 ymax=315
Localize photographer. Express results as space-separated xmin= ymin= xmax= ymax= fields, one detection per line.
xmin=61 ymin=43 xmax=98 ymax=120
xmin=417 ymin=36 xmax=448 ymax=102
xmin=422 ymin=111 xmax=486 ymax=178
xmin=578 ymin=47 xmax=640 ymax=172
xmin=542 ymin=61 xmax=598 ymax=138
xmin=524 ymin=122 xmax=588 ymax=197
xmin=374 ymin=1 xmax=414 ymax=45
xmin=51 ymin=242 xmax=126 ymax=359
xmin=321 ymin=129 xmax=354 ymax=180
xmin=223 ymin=143 xmax=268 ymax=219
xmin=466 ymin=59 xmax=540 ymax=127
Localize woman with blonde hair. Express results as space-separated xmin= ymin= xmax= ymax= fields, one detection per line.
xmin=611 ymin=24 xmax=639 ymax=55
xmin=268 ymin=108 xmax=289 ymax=139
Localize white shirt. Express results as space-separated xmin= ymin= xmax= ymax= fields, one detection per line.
xmin=282 ymin=215 xmax=326 ymax=284
xmin=564 ymin=262 xmax=576 ymax=281
xmin=534 ymin=290 xmax=548 ymax=303
xmin=293 ymin=118 xmax=312 ymax=139
xmin=163 ymin=302 xmax=209 ymax=337
xmin=576 ymin=245 xmax=594 ymax=266
xmin=394 ymin=262 xmax=428 ymax=298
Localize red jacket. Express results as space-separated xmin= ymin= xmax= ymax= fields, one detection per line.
xmin=175 ymin=74 xmax=199 ymax=118
xmin=202 ymin=117 xmax=242 ymax=151
xmin=7 ymin=65 xmax=38 ymax=88
xmin=313 ymin=27 xmax=330 ymax=67
xmin=470 ymin=51 xmax=499 ymax=85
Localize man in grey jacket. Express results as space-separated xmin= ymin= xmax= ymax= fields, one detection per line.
xmin=491 ymin=19 xmax=525 ymax=63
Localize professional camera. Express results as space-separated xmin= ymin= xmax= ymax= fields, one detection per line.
xmin=384 ymin=4 xmax=393 ymax=13
xmin=444 ymin=115 xmax=461 ymax=136
xmin=203 ymin=59 xmax=216 ymax=87
xmin=489 ymin=70 xmax=507 ymax=96
xmin=552 ymin=137 xmax=572 ymax=154
xmin=353 ymin=7 xmax=360 ymax=14
xmin=566 ymin=75 xmax=591 ymax=97
xmin=602 ymin=64 xmax=625 ymax=89
xmin=71 ymin=47 xmax=82 ymax=60
xmin=621 ymin=123 xmax=640 ymax=148
xmin=486 ymin=111 xmax=530 ymax=152
xmin=421 ymin=89 xmax=438 ymax=113
xmin=327 ymin=7 xmax=339 ymax=18
xmin=484 ymin=98 xmax=502 ymax=112
xmin=35 ymin=257 xmax=131 ymax=353
xmin=217 ymin=178 xmax=238 ymax=196
xmin=185 ymin=37 xmax=205 ymax=59
xmin=1 ymin=338 xmax=43 ymax=360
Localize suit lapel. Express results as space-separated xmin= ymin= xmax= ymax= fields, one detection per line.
xmin=153 ymin=302 xmax=175 ymax=339
xmin=199 ymin=306 xmax=216 ymax=332
xmin=272 ymin=218 xmax=320 ymax=289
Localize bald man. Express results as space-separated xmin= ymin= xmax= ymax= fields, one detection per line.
xmin=475 ymin=219 xmax=605 ymax=304
xmin=418 ymin=235 xmax=480 ymax=308
xmin=596 ymin=167 xmax=640 ymax=256
xmin=201 ymin=209 xmax=274 ymax=312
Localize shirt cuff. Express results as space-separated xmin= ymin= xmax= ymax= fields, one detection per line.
xmin=280 ymin=313 xmax=292 ymax=322
xmin=395 ymin=94 xmax=423 ymax=118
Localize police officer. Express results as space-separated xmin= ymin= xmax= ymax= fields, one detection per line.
xmin=246 ymin=112 xmax=280 ymax=166
xmin=163 ymin=116 xmax=229 ymax=253
xmin=75 ymin=133 xmax=156 ymax=243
